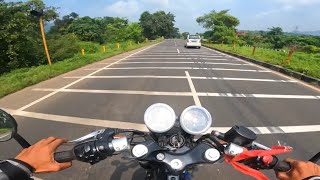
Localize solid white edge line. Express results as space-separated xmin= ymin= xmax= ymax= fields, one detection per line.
xmin=185 ymin=71 xmax=202 ymax=106
xmin=202 ymin=46 xmax=320 ymax=93
xmin=31 ymin=88 xmax=320 ymax=100
xmin=2 ymin=108 xmax=320 ymax=134
xmin=17 ymin=43 xmax=161 ymax=111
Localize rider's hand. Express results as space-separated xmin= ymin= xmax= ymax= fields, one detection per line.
xmin=15 ymin=137 xmax=72 ymax=173
xmin=276 ymin=158 xmax=320 ymax=180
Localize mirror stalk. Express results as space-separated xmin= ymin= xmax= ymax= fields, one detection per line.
xmin=13 ymin=133 xmax=31 ymax=148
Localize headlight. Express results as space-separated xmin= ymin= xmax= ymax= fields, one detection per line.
xmin=180 ymin=106 xmax=212 ymax=135
xmin=144 ymin=103 xmax=176 ymax=133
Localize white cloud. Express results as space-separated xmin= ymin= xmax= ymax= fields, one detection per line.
xmin=104 ymin=0 xmax=140 ymax=17
xmin=255 ymin=3 xmax=294 ymax=18
xmin=255 ymin=0 xmax=319 ymax=18
xmin=142 ymin=0 xmax=169 ymax=7
xmin=276 ymin=0 xmax=320 ymax=5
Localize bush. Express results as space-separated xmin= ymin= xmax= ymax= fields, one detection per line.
xmin=77 ymin=41 xmax=101 ymax=54
xmin=300 ymin=45 xmax=320 ymax=54
xmin=48 ymin=34 xmax=80 ymax=62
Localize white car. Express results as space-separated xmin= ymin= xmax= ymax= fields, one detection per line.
xmin=185 ymin=35 xmax=201 ymax=48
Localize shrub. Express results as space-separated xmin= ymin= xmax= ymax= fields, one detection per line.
xmin=77 ymin=41 xmax=101 ymax=54
xmin=300 ymin=45 xmax=320 ymax=54
xmin=48 ymin=34 xmax=80 ymax=62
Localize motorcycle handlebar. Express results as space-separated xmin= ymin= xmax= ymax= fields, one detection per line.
xmin=54 ymin=150 xmax=76 ymax=163
xmin=54 ymin=128 xmax=292 ymax=173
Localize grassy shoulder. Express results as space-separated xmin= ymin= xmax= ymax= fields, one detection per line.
xmin=0 ymin=128 xmax=11 ymax=134
xmin=203 ymin=43 xmax=320 ymax=79
xmin=0 ymin=41 xmax=160 ymax=98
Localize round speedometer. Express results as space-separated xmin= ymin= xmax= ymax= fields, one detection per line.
xmin=144 ymin=103 xmax=176 ymax=133
xmin=180 ymin=106 xmax=212 ymax=135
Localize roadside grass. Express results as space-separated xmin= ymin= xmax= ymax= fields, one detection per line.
xmin=203 ymin=43 xmax=320 ymax=79
xmin=0 ymin=128 xmax=11 ymax=134
xmin=0 ymin=41 xmax=159 ymax=98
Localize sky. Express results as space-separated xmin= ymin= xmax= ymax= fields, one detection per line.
xmin=14 ymin=0 xmax=320 ymax=33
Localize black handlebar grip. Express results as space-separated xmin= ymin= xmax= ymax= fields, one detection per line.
xmin=54 ymin=150 xmax=75 ymax=163
xmin=274 ymin=161 xmax=291 ymax=172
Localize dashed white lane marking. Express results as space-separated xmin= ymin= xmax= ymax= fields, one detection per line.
xmin=177 ymin=49 xmax=180 ymax=53
xmin=32 ymin=88 xmax=320 ymax=100
xmin=100 ymin=62 xmax=252 ymax=66
xmin=85 ymin=67 xmax=271 ymax=72
xmin=64 ymin=76 xmax=187 ymax=79
xmin=33 ymin=88 xmax=193 ymax=96
xmin=3 ymin=108 xmax=320 ymax=134
xmin=63 ymin=76 xmax=297 ymax=83
xmin=17 ymin=43 xmax=160 ymax=111
xmin=185 ymin=71 xmax=202 ymax=106
xmin=203 ymin=46 xmax=320 ymax=93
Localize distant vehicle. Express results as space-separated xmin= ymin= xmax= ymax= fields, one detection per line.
xmin=185 ymin=35 xmax=201 ymax=48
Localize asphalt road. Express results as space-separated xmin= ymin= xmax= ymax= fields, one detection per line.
xmin=0 ymin=40 xmax=319 ymax=180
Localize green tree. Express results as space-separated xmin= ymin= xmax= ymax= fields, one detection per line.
xmin=0 ymin=0 xmax=57 ymax=74
xmin=124 ymin=22 xmax=144 ymax=42
xmin=101 ymin=17 xmax=129 ymax=43
xmin=139 ymin=11 xmax=179 ymax=39
xmin=49 ymin=12 xmax=79 ymax=35
xmin=197 ymin=10 xmax=239 ymax=44
xmin=203 ymin=31 xmax=213 ymax=39
xmin=67 ymin=16 xmax=103 ymax=43
xmin=181 ymin=32 xmax=189 ymax=39
xmin=139 ymin=11 xmax=154 ymax=39
xmin=267 ymin=27 xmax=285 ymax=49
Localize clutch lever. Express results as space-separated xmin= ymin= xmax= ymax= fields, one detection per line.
xmin=66 ymin=129 xmax=106 ymax=145
xmin=309 ymin=152 xmax=320 ymax=163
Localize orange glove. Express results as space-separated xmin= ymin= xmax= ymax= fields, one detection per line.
xmin=276 ymin=158 xmax=320 ymax=180
xmin=15 ymin=137 xmax=72 ymax=173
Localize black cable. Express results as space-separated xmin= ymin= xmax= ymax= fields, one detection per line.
xmin=208 ymin=135 xmax=225 ymax=153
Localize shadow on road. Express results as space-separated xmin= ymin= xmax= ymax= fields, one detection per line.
xmin=110 ymin=160 xmax=146 ymax=180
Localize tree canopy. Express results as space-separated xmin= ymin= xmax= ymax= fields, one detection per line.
xmin=139 ymin=11 xmax=179 ymax=39
xmin=238 ymin=28 xmax=320 ymax=51
xmin=197 ymin=10 xmax=240 ymax=43
xmin=0 ymin=0 xmax=57 ymax=73
xmin=1 ymin=0 xmax=181 ymax=75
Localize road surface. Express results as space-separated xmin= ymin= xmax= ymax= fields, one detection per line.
xmin=0 ymin=40 xmax=319 ymax=180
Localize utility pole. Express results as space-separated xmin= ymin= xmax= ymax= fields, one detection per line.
xmin=31 ymin=10 xmax=52 ymax=65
